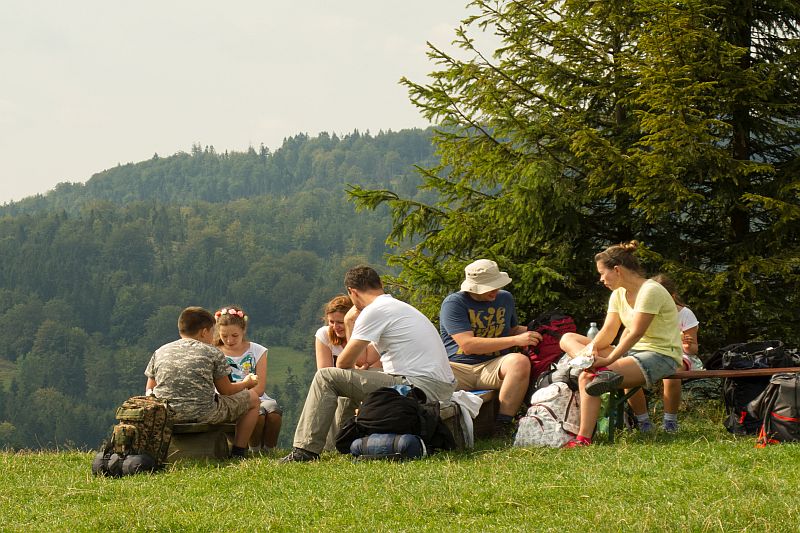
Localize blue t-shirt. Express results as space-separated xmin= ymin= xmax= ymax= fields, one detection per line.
xmin=439 ymin=290 xmax=519 ymax=364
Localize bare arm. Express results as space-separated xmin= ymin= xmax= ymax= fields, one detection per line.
xmin=214 ymin=374 xmax=255 ymax=396
xmin=252 ymin=354 xmax=266 ymax=397
xmin=145 ymin=377 xmax=156 ymax=393
xmin=450 ymin=329 xmax=541 ymax=356
xmin=593 ymin=311 xmax=655 ymax=368
xmin=336 ymin=338 xmax=371 ymax=369
xmin=315 ymin=338 xmax=334 ymax=369
xmin=681 ymin=325 xmax=699 ymax=355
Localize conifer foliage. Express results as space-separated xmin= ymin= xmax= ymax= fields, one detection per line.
xmin=349 ymin=0 xmax=800 ymax=345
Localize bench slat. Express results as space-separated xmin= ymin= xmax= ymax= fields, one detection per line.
xmin=668 ymin=367 xmax=800 ymax=380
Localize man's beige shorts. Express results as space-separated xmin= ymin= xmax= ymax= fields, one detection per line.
xmin=201 ymin=390 xmax=252 ymax=425
xmin=449 ymin=355 xmax=516 ymax=391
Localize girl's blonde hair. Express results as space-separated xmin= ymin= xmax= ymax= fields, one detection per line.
xmin=323 ymin=295 xmax=352 ymax=348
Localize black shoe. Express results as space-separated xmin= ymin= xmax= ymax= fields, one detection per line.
xmin=492 ymin=420 xmax=515 ymax=439
xmin=278 ymin=447 xmax=319 ymax=463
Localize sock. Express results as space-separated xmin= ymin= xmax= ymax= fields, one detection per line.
xmin=231 ymin=445 xmax=247 ymax=457
xmin=576 ymin=435 xmax=592 ymax=444
xmin=249 ymin=446 xmax=261 ymax=453
xmin=636 ymin=413 xmax=652 ymax=424
xmin=663 ymin=413 xmax=678 ymax=423
xmin=495 ymin=413 xmax=513 ymax=424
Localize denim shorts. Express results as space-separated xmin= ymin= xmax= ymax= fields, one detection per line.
xmin=627 ymin=350 xmax=679 ymax=388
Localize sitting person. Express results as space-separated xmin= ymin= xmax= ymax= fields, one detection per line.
xmin=144 ymin=306 xmax=260 ymax=459
xmin=215 ymin=305 xmax=283 ymax=453
xmin=314 ymin=295 xmax=381 ymax=450
xmin=439 ymin=259 xmax=542 ymax=436
xmin=627 ymin=274 xmax=701 ymax=432
xmin=559 ymin=241 xmax=682 ymax=447
xmin=281 ymin=265 xmax=456 ymax=462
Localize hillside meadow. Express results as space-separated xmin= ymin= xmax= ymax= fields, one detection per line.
xmin=2 ymin=401 xmax=799 ymax=532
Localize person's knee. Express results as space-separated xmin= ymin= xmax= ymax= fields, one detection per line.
xmin=503 ymin=353 xmax=531 ymax=378
xmin=247 ymin=390 xmax=260 ymax=409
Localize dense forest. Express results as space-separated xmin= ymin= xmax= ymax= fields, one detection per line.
xmin=0 ymin=128 xmax=439 ymax=449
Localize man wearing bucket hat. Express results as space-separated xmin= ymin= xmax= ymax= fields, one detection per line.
xmin=440 ymin=259 xmax=542 ymax=437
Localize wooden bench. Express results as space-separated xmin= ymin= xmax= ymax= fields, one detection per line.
xmin=168 ymin=423 xmax=236 ymax=460
xmin=604 ymin=367 xmax=800 ymax=442
xmin=440 ymin=390 xmax=498 ymax=448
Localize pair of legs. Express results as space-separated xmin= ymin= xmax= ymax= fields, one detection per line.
xmin=324 ymin=396 xmax=359 ymax=451
xmin=249 ymin=397 xmax=283 ymax=450
xmin=627 ymin=378 xmax=681 ymax=424
xmin=449 ymin=352 xmax=530 ymax=417
xmin=559 ymin=333 xmax=649 ymax=440
xmin=292 ymin=367 xmax=454 ymax=455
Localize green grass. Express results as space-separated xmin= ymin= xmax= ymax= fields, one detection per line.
xmin=2 ymin=402 xmax=800 ymax=532
xmin=266 ymin=345 xmax=311 ymax=388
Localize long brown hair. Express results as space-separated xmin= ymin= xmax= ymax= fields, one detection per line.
xmin=323 ymin=295 xmax=352 ymax=347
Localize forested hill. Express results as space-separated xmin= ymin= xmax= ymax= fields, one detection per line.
xmin=1 ymin=129 xmax=436 ymax=215
xmin=0 ymin=128 xmax=437 ymax=450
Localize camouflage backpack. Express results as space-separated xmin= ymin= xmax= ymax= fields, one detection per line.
xmin=92 ymin=395 xmax=175 ymax=476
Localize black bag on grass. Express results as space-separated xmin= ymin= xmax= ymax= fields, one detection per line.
xmin=748 ymin=373 xmax=800 ymax=446
xmin=723 ymin=376 xmax=770 ymax=435
xmin=334 ymin=386 xmax=455 ymax=454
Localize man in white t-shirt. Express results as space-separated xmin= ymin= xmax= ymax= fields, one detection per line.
xmin=280 ymin=265 xmax=456 ymax=462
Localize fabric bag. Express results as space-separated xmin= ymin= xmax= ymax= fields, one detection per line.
xmin=748 ymin=373 xmax=800 ymax=446
xmin=707 ymin=340 xmax=791 ymax=370
xmin=92 ymin=395 xmax=175 ymax=476
xmin=514 ymin=382 xmax=580 ymax=448
xmin=722 ymin=376 xmax=770 ymax=435
xmin=525 ymin=312 xmax=577 ymax=380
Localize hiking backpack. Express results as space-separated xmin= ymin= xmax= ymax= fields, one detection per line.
xmin=722 ymin=376 xmax=770 ymax=435
xmin=92 ymin=395 xmax=175 ymax=476
xmin=334 ymin=386 xmax=455 ymax=455
xmin=514 ymin=382 xmax=580 ymax=448
xmin=748 ymin=373 xmax=800 ymax=446
xmin=525 ymin=312 xmax=577 ymax=381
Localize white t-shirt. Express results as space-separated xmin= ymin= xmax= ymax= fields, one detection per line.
xmin=223 ymin=341 xmax=271 ymax=402
xmin=350 ymin=294 xmax=455 ymax=384
xmin=315 ymin=325 xmax=344 ymax=358
xmin=678 ymin=306 xmax=703 ymax=370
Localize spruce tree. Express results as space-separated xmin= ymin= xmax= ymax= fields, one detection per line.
xmin=348 ymin=0 xmax=800 ymax=347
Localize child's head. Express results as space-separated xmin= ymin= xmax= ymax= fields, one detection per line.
xmin=214 ymin=306 xmax=249 ymax=348
xmin=178 ymin=307 xmax=216 ymax=343
xmin=323 ymin=295 xmax=352 ymax=347
xmin=651 ymin=273 xmax=685 ymax=306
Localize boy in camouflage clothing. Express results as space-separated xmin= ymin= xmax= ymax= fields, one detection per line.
xmin=144 ymin=307 xmax=260 ymax=458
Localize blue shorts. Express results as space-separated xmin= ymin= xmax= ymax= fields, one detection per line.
xmin=627 ymin=350 xmax=679 ymax=388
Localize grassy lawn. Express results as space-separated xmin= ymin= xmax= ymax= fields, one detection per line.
xmin=1 ymin=401 xmax=799 ymax=532
xmin=267 ymin=345 xmax=312 ymax=388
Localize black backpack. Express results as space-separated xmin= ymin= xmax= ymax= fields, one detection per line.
xmin=334 ymin=386 xmax=455 ymax=454
xmin=723 ymin=376 xmax=770 ymax=435
xmin=748 ymin=373 xmax=800 ymax=446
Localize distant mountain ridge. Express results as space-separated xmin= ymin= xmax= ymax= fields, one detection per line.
xmin=1 ymin=128 xmax=437 ymax=216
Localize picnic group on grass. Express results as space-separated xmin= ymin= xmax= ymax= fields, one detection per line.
xmin=144 ymin=240 xmax=698 ymax=460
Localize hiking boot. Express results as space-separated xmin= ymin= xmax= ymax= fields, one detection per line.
xmin=663 ymin=420 xmax=679 ymax=433
xmin=278 ymin=447 xmax=319 ymax=463
xmin=585 ymin=370 xmax=624 ymax=396
xmin=492 ymin=419 xmax=515 ymax=439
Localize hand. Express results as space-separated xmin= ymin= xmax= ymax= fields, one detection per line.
xmin=590 ymin=355 xmax=613 ymax=370
xmin=515 ymin=330 xmax=543 ymax=347
xmin=242 ymin=373 xmax=259 ymax=388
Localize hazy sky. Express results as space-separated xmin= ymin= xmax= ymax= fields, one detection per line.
xmin=0 ymin=1 xmax=489 ymax=204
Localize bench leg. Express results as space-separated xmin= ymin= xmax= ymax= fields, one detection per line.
xmin=604 ymin=387 xmax=641 ymax=443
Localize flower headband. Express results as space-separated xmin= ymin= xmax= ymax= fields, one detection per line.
xmin=215 ymin=308 xmax=248 ymax=322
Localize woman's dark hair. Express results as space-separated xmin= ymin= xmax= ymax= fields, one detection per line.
xmin=651 ymin=273 xmax=685 ymax=306
xmin=344 ymin=265 xmax=383 ymax=291
xmin=594 ymin=240 xmax=646 ymax=276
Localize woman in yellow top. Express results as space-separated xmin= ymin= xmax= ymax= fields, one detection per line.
xmin=559 ymin=241 xmax=682 ymax=447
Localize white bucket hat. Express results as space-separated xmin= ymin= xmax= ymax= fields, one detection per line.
xmin=460 ymin=259 xmax=512 ymax=294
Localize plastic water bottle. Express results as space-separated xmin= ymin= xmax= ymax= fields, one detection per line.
xmin=586 ymin=322 xmax=599 ymax=340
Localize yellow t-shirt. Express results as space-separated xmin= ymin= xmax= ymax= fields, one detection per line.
xmin=607 ymin=279 xmax=683 ymax=367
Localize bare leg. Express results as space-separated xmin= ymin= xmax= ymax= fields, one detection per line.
xmin=662 ymin=378 xmax=681 ymax=415
xmin=627 ymin=388 xmax=648 ymax=416
xmin=497 ymin=353 xmax=531 ymax=416
xmin=262 ymin=412 xmax=282 ymax=448
xmin=233 ymin=390 xmax=260 ymax=449
xmin=249 ymin=416 xmax=265 ymax=448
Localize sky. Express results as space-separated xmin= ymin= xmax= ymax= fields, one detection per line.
xmin=0 ymin=1 xmax=491 ymax=204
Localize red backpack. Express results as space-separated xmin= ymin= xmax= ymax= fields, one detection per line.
xmin=525 ymin=312 xmax=577 ymax=380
